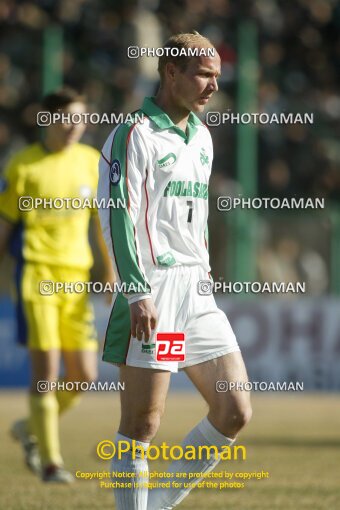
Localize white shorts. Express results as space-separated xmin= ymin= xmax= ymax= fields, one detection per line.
xmin=102 ymin=265 xmax=240 ymax=373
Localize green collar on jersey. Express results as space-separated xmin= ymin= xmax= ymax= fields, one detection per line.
xmin=141 ymin=96 xmax=203 ymax=144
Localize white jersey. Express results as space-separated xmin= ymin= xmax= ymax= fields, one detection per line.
xmin=97 ymin=96 xmax=213 ymax=301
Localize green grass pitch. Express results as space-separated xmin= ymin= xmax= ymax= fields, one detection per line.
xmin=1 ymin=392 xmax=339 ymax=509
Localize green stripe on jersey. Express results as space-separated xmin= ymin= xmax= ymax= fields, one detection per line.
xmin=109 ymin=122 xmax=151 ymax=292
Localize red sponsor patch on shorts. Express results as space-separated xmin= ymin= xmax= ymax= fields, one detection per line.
xmin=156 ymin=333 xmax=185 ymax=361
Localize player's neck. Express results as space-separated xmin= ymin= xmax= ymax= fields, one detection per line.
xmin=154 ymin=92 xmax=190 ymax=133
xmin=42 ymin=135 xmax=70 ymax=153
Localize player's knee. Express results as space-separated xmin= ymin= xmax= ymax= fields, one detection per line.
xmin=78 ymin=368 xmax=97 ymax=383
xmin=67 ymin=367 xmax=97 ymax=384
xmin=232 ymin=403 xmax=252 ymax=431
xmin=31 ymin=372 xmax=58 ymax=392
xmin=214 ymin=400 xmax=252 ymax=436
xmin=126 ymin=410 xmax=163 ymax=441
xmin=229 ymin=402 xmax=252 ymax=434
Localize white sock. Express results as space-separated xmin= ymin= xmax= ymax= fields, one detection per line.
xmin=147 ymin=417 xmax=234 ymax=510
xmin=111 ymin=432 xmax=150 ymax=510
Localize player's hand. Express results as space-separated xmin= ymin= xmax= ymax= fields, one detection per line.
xmin=130 ymin=299 xmax=158 ymax=342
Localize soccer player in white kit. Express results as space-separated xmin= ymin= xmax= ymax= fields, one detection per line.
xmin=97 ymin=32 xmax=252 ymax=510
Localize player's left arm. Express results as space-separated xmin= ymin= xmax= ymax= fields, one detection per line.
xmin=91 ymin=213 xmax=115 ymax=287
xmin=88 ymin=147 xmax=116 ymax=300
xmin=98 ymin=124 xmax=156 ymax=339
xmin=98 ymin=124 xmax=151 ymax=298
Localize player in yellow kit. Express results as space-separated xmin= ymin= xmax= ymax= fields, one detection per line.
xmin=0 ymin=88 xmax=113 ymax=483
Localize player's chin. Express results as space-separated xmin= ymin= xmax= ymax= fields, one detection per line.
xmin=191 ymin=101 xmax=206 ymax=113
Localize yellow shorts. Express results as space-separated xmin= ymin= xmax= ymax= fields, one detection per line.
xmin=18 ymin=263 xmax=98 ymax=352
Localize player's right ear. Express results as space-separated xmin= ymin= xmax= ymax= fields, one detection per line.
xmin=165 ymin=62 xmax=177 ymax=82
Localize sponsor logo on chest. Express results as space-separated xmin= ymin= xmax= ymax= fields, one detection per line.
xmin=163 ymin=180 xmax=208 ymax=200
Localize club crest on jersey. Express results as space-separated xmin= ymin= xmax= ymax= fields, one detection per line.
xmin=109 ymin=159 xmax=121 ymax=185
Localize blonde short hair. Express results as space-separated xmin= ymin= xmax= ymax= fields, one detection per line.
xmin=158 ymin=32 xmax=215 ymax=81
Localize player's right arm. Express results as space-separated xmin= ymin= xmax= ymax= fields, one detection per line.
xmin=98 ymin=123 xmax=157 ymax=339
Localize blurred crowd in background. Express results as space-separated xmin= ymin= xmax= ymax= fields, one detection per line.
xmin=0 ymin=0 xmax=340 ymax=295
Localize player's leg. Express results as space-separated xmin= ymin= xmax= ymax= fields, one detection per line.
xmin=187 ymin=351 xmax=252 ymax=437
xmin=104 ymin=266 xmax=186 ymax=509
xmin=57 ymin=274 xmax=98 ymax=415
xmin=62 ymin=350 xmax=97 ymax=383
xmin=12 ymin=288 xmax=69 ymax=481
xmin=148 ymin=266 xmax=251 ymax=509
xmin=25 ymin=297 xmax=75 ymax=483
xmin=57 ymin=350 xmax=97 ymax=414
xmin=112 ymin=365 xmax=171 ymax=510
xmin=11 ymin=345 xmax=60 ymax=475
xmin=148 ymin=352 xmax=251 ymax=510
xmin=29 ymin=347 xmax=64 ymax=472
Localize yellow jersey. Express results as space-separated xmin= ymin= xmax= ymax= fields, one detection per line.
xmin=0 ymin=142 xmax=100 ymax=269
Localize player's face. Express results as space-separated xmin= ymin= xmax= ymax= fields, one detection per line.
xmin=46 ymin=101 xmax=86 ymax=149
xmin=173 ymin=51 xmax=221 ymax=113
